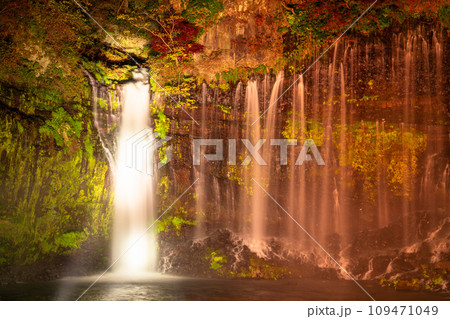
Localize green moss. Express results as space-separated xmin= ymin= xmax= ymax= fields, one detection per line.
xmin=54 ymin=231 xmax=87 ymax=250
xmin=335 ymin=122 xmax=426 ymax=200
xmin=156 ymin=176 xmax=197 ymax=236
xmin=38 ymin=107 xmax=82 ymax=147
xmin=203 ymin=248 xmax=227 ymax=270
xmin=235 ymin=257 xmax=290 ymax=280
xmin=154 ymin=111 xmax=170 ymax=138
xmin=282 ymin=118 xmax=325 ymax=146
xmin=282 ymin=1 xmax=442 ymax=64
xmin=84 ymin=135 xmax=94 ymax=159
xmin=0 ymin=86 xmax=113 ymax=265
xmin=439 ymin=4 xmax=450 ymax=28
xmin=81 ymin=59 xmax=138 ymax=85
xmin=215 ymin=104 xmax=231 ymax=114
xmin=157 ymin=211 xmax=196 ymax=236
xmin=380 ymin=262 xmax=449 ymax=292
xmin=182 ymin=0 xmax=224 ymax=30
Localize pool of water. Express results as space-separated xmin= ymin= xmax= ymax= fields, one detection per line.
xmin=0 ymin=274 xmax=448 ymax=301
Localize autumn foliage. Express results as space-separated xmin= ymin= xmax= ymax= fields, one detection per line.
xmin=149 ymin=18 xmax=204 ymax=58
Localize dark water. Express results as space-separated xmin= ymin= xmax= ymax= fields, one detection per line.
xmin=0 ymin=275 xmax=448 ymax=301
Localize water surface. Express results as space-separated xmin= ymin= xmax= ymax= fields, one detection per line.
xmin=0 ymin=275 xmax=447 ymax=301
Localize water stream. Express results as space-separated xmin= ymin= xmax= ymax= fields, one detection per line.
xmin=111 ymin=70 xmax=157 ymax=273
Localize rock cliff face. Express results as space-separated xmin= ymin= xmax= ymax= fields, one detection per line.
xmin=192 ymin=0 xmax=284 ymax=79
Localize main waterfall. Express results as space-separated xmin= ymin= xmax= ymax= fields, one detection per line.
xmin=112 ymin=69 xmax=157 ymax=274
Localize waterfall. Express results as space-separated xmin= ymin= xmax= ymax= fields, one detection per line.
xmin=318 ymin=45 xmax=338 ymax=244
xmin=241 ymin=79 xmax=265 ymax=249
xmin=264 ymin=71 xmax=284 ymax=135
xmin=230 ymin=81 xmax=242 ymax=230
xmin=287 ymin=74 xmax=307 ymax=243
xmin=112 ymin=69 xmax=157 ymax=274
xmin=287 ymin=78 xmax=298 ymax=240
xmin=262 ymin=73 xmax=270 ymax=109
xmin=337 ymin=63 xmax=348 ymax=244
xmin=296 ymin=75 xmax=307 ymax=244
xmin=234 ymin=81 xmax=242 ymax=108
xmin=376 ymin=121 xmax=389 ymax=228
xmin=194 ymin=82 xmax=209 ymax=238
xmin=151 ymin=22 xmax=448 ymax=279
xmin=84 ymin=68 xmax=117 ymax=168
xmin=241 ymin=72 xmax=284 ymax=251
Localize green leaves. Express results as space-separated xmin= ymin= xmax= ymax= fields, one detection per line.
xmin=39 ymin=107 xmax=82 ymax=147
xmin=154 ymin=111 xmax=170 ymax=138
xmin=0 ymin=108 xmax=112 ymax=265
xmin=203 ymin=249 xmax=227 ymax=270
xmin=157 ymin=215 xmax=196 ymax=236
xmin=54 ymin=231 xmax=87 ymax=249
xmin=439 ymin=4 xmax=450 ymax=28
xmin=182 ymin=0 xmax=224 ymax=30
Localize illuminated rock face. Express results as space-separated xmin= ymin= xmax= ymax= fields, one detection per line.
xmin=194 ymin=0 xmax=284 ymax=80
xmin=158 ymin=22 xmax=449 ymax=279
xmin=90 ymin=22 xmax=448 ymax=280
